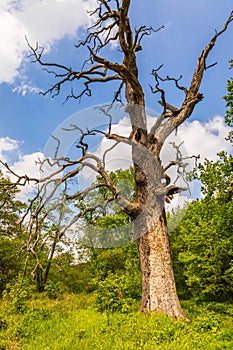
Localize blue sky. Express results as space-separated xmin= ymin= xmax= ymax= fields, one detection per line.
xmin=0 ymin=0 xmax=232 ymax=202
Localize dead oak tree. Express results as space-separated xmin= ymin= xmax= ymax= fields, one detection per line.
xmin=19 ymin=1 xmax=233 ymax=319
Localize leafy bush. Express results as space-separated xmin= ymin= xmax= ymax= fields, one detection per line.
xmin=2 ymin=278 xmax=30 ymax=314
xmin=44 ymin=281 xmax=65 ymax=299
xmin=90 ymin=243 xmax=141 ymax=315
xmin=95 ymin=273 xmax=135 ymax=316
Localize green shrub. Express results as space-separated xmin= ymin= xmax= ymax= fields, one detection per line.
xmin=44 ymin=281 xmax=65 ymax=299
xmin=2 ymin=278 xmax=30 ymax=314
xmin=95 ymin=273 xmax=135 ymax=317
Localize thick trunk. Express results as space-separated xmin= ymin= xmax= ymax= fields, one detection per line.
xmin=123 ymin=46 xmax=187 ymax=319
xmin=136 ymin=207 xmax=187 ymax=319
xmin=131 ymin=145 xmax=187 ymax=319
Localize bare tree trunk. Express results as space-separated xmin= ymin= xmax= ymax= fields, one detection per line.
xmin=35 ymin=266 xmax=44 ymax=292
xmin=130 ymin=142 xmax=187 ymax=319
xmin=42 ymin=237 xmax=58 ymax=288
xmin=136 ymin=208 xmax=187 ymax=319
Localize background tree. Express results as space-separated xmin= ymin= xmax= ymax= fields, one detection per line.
xmin=4 ymin=1 xmax=232 ymax=319
xmin=170 ymin=152 xmax=233 ymax=301
xmin=23 ymin=202 xmax=75 ymax=293
xmin=0 ymin=171 xmax=25 ymax=293
xmin=224 ymin=59 xmax=233 ymax=143
xmin=79 ymin=168 xmax=135 ymax=250
xmin=0 ymin=171 xmax=24 ymax=238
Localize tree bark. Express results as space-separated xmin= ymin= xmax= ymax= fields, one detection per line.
xmin=136 ymin=208 xmax=187 ymax=319
xmin=123 ymin=44 xmax=187 ymax=318
xmin=129 ymin=138 xmax=187 ymax=319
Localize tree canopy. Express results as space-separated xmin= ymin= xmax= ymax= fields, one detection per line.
xmin=224 ymin=59 xmax=233 ymax=143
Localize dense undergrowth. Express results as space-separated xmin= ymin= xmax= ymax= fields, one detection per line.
xmin=0 ymin=293 xmax=232 ymax=350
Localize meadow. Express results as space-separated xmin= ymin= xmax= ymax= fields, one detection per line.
xmin=0 ymin=293 xmax=232 ymax=350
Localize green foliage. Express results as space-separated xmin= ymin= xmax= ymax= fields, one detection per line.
xmin=171 ymin=200 xmax=233 ymax=301
xmin=224 ymin=59 xmax=233 ymax=143
xmin=170 ymin=153 xmax=233 ymax=301
xmin=93 ymin=243 xmax=140 ymax=283
xmin=97 ymin=167 xmax=135 ymax=201
xmin=0 ymin=171 xmax=25 ymax=237
xmin=2 ymin=278 xmax=30 ymax=314
xmin=0 ymin=235 xmax=24 ymax=294
xmin=95 ymin=273 xmax=135 ymax=316
xmin=0 ymin=172 xmax=25 ymax=294
xmin=82 ymin=213 xmax=133 ymax=249
xmin=0 ymin=295 xmax=233 ymax=350
xmin=79 ymin=167 xmax=135 ymax=249
xmin=14 ymin=306 xmax=52 ymax=340
xmin=89 ymin=243 xmax=141 ymax=314
xmin=70 ymin=168 xmax=140 ymax=306
xmin=47 ymin=251 xmax=94 ymax=294
xmin=195 ymin=152 xmax=233 ymax=201
xmin=44 ymin=281 xmax=65 ymax=299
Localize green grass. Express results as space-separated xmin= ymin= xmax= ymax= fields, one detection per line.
xmin=0 ymin=294 xmax=233 ymax=349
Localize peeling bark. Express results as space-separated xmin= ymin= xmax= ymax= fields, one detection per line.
xmin=137 ymin=209 xmax=187 ymax=319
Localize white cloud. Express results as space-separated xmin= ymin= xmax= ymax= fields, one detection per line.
xmin=159 ymin=115 xmax=231 ymax=189
xmin=93 ymin=117 xmax=132 ymax=170
xmin=16 ymin=0 xmax=96 ymax=45
xmin=0 ymin=0 xmax=97 ymax=84
xmin=10 ymin=152 xmax=44 ymax=178
xmin=0 ymin=137 xmax=20 ymax=162
xmin=12 ymin=83 xmax=41 ymax=96
xmin=0 ymin=11 xmax=24 ymax=83
xmin=0 ymin=136 xmax=66 ymax=202
xmin=0 ymin=136 xmax=45 ymax=201
xmin=175 ymin=116 xmax=232 ymax=162
xmin=10 ymin=152 xmax=45 ymax=202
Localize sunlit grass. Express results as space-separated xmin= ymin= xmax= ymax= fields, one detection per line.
xmin=0 ymin=294 xmax=233 ymax=350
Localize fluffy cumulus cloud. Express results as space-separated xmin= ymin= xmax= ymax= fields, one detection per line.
xmin=0 ymin=0 xmax=97 ymax=83
xmin=10 ymin=152 xmax=46 ymax=202
xmin=0 ymin=136 xmax=45 ymax=201
xmin=0 ymin=137 xmax=20 ymax=162
xmin=174 ymin=116 xmax=232 ymax=162
xmin=160 ymin=115 xmax=232 ymax=195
